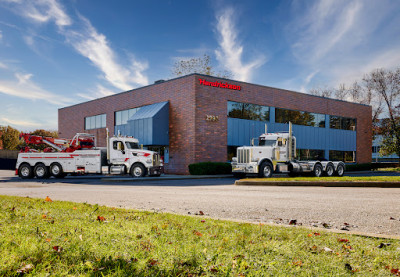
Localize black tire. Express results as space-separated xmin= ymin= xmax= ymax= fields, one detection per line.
xmin=130 ymin=163 xmax=146 ymax=177
xmin=335 ymin=164 xmax=345 ymax=177
xmin=313 ymin=164 xmax=323 ymax=177
xmin=50 ymin=163 xmax=65 ymax=178
xmin=34 ymin=163 xmax=49 ymax=179
xmin=258 ymin=161 xmax=273 ymax=178
xmin=18 ymin=163 xmax=33 ymax=179
xmin=233 ymin=172 xmax=246 ymax=179
xmin=325 ymin=163 xmax=335 ymax=177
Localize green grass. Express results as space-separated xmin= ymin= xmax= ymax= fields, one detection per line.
xmin=1 ymin=195 xmax=399 ymax=276
xmin=245 ymin=176 xmax=400 ymax=182
xmin=375 ymin=167 xmax=400 ymax=172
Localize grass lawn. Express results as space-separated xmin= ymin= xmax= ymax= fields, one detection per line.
xmin=1 ymin=195 xmax=399 ymax=276
xmin=243 ymin=176 xmax=400 ymax=182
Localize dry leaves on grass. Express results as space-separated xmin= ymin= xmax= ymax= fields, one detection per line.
xmin=45 ymin=196 xmax=52 ymax=202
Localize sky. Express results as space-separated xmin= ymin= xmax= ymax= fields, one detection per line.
xmin=0 ymin=0 xmax=400 ymax=131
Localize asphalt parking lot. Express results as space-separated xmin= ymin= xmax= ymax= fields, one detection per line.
xmin=1 ymin=170 xmax=399 ymax=238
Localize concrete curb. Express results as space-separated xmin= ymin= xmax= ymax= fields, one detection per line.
xmin=101 ymin=175 xmax=233 ymax=182
xmin=235 ymin=180 xmax=400 ymax=187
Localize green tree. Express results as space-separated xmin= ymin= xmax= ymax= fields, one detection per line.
xmin=0 ymin=125 xmax=21 ymax=150
xmin=172 ymin=54 xmax=232 ymax=78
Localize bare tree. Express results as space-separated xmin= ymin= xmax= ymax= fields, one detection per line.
xmin=172 ymin=54 xmax=232 ymax=78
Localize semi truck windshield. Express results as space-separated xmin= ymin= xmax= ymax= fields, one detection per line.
xmin=125 ymin=142 xmax=140 ymax=149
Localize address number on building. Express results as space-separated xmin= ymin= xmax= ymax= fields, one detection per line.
xmin=206 ymin=115 xmax=219 ymax=122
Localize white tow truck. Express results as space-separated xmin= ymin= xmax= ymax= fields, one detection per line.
xmin=231 ymin=122 xmax=345 ymax=178
xmin=16 ymin=131 xmax=163 ymax=179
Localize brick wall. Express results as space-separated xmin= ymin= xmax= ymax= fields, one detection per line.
xmin=59 ymin=74 xmax=372 ymax=174
xmin=192 ymin=74 xmax=372 ymax=164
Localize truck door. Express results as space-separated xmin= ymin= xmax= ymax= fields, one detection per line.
xmin=110 ymin=140 xmax=127 ymax=164
xmin=276 ymin=137 xmax=288 ymax=161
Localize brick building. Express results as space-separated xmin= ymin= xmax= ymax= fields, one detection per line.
xmin=59 ymin=74 xmax=372 ymax=174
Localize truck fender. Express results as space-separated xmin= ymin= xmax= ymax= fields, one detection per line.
xmin=258 ymin=158 xmax=273 ymax=169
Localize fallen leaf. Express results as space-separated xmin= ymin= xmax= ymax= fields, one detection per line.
xmin=345 ymin=263 xmax=353 ymax=271
xmin=16 ymin=264 xmax=34 ymax=274
xmin=97 ymin=216 xmax=106 ymax=222
xmin=79 ymin=235 xmax=83 ymax=241
xmin=342 ymin=244 xmax=352 ymax=250
xmin=338 ymin=238 xmax=349 ymax=243
xmin=391 ymin=268 xmax=400 ymax=275
xmin=148 ymin=259 xmax=158 ymax=266
xmin=289 ymin=219 xmax=297 ymax=225
xmin=42 ymin=214 xmax=47 ymax=219
xmin=322 ymin=223 xmax=331 ymax=228
xmin=314 ymin=233 xmax=321 ymax=236
xmin=293 ymin=260 xmax=303 ymax=266
xmin=210 ymin=267 xmax=218 ymax=273
xmin=201 ymin=220 xmax=206 ymax=223
xmin=193 ymin=230 xmax=203 ymax=237
xmin=307 ymin=233 xmax=313 ymax=237
xmin=46 ymin=238 xmax=52 ymax=242
xmin=73 ymin=207 xmax=77 ymax=210
xmin=45 ymin=196 xmax=53 ymax=202
xmin=52 ymin=246 xmax=63 ymax=252
xmin=199 ymin=211 xmax=204 ymax=216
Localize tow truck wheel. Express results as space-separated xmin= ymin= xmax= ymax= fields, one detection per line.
xmin=130 ymin=164 xmax=146 ymax=178
xmin=335 ymin=164 xmax=345 ymax=177
xmin=19 ymin=164 xmax=33 ymax=179
xmin=34 ymin=163 xmax=49 ymax=179
xmin=325 ymin=163 xmax=335 ymax=177
xmin=259 ymin=161 xmax=273 ymax=178
xmin=313 ymin=164 xmax=323 ymax=177
xmin=50 ymin=163 xmax=65 ymax=178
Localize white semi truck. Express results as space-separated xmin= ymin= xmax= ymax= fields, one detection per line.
xmin=231 ymin=122 xmax=345 ymax=178
xmin=16 ymin=131 xmax=163 ymax=179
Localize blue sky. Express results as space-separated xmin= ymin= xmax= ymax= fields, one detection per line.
xmin=0 ymin=0 xmax=399 ymax=131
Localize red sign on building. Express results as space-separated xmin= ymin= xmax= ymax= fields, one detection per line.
xmin=199 ymin=78 xmax=241 ymax=91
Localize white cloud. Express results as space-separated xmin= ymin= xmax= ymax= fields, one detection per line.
xmin=287 ymin=0 xmax=400 ymax=90
xmin=1 ymin=117 xmax=41 ymax=128
xmin=0 ymin=72 xmax=73 ymax=105
xmin=0 ymin=62 xmax=7 ymax=69
xmin=4 ymin=0 xmax=149 ymax=91
xmin=215 ymin=8 xmax=266 ymax=82
xmin=77 ymin=84 xmax=116 ymax=100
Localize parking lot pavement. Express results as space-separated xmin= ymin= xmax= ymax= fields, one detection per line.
xmin=1 ymin=170 xmax=400 ymax=237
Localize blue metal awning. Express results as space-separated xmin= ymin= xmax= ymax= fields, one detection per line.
xmin=115 ymin=101 xmax=169 ymax=145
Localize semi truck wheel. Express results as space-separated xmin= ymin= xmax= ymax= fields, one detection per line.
xmin=335 ymin=164 xmax=345 ymax=177
xmin=313 ymin=164 xmax=323 ymax=177
xmin=34 ymin=163 xmax=49 ymax=179
xmin=130 ymin=164 xmax=146 ymax=177
xmin=50 ymin=163 xmax=65 ymax=178
xmin=259 ymin=161 xmax=273 ymax=178
xmin=19 ymin=163 xmax=33 ymax=179
xmin=325 ymin=163 xmax=335 ymax=177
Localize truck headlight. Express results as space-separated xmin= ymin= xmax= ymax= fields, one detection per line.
xmin=232 ymin=157 xmax=237 ymax=162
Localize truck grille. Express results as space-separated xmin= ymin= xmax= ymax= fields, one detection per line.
xmin=237 ymin=148 xmax=250 ymax=163
xmin=153 ymin=153 xmax=161 ymax=166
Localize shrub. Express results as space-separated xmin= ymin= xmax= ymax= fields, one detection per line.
xmin=188 ymin=162 xmax=232 ymax=175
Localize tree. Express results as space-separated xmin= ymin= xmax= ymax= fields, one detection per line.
xmin=0 ymin=126 xmax=21 ymax=150
xmin=172 ymin=54 xmax=232 ymax=78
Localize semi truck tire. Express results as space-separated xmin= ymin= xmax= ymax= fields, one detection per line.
xmin=325 ymin=163 xmax=335 ymax=177
xmin=34 ymin=163 xmax=49 ymax=179
xmin=19 ymin=163 xmax=33 ymax=179
xmin=130 ymin=163 xmax=146 ymax=177
xmin=50 ymin=163 xmax=65 ymax=178
xmin=313 ymin=164 xmax=323 ymax=177
xmin=335 ymin=164 xmax=345 ymax=177
xmin=259 ymin=161 xmax=273 ymax=178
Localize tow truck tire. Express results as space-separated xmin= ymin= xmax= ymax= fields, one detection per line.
xmin=19 ymin=163 xmax=33 ymax=179
xmin=325 ymin=163 xmax=335 ymax=177
xmin=130 ymin=163 xmax=146 ymax=178
xmin=313 ymin=164 xmax=323 ymax=177
xmin=34 ymin=163 xmax=49 ymax=179
xmin=259 ymin=161 xmax=273 ymax=178
xmin=335 ymin=164 xmax=345 ymax=177
xmin=50 ymin=163 xmax=65 ymax=178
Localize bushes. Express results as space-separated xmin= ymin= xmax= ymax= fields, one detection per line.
xmin=345 ymin=162 xmax=400 ymax=171
xmin=188 ymin=162 xmax=231 ymax=175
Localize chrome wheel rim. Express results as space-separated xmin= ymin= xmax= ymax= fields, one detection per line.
xmin=133 ymin=167 xmax=143 ymax=177
xmin=21 ymin=167 xmax=30 ymax=177
xmin=52 ymin=165 xmax=60 ymax=175
xmin=36 ymin=167 xmax=45 ymax=177
xmin=315 ymin=167 xmax=322 ymax=177
xmin=338 ymin=166 xmax=344 ymax=175
xmin=263 ymin=166 xmax=271 ymax=177
xmin=327 ymin=166 xmax=334 ymax=176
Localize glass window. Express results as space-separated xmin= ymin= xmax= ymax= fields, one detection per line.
xmin=275 ymin=108 xmax=325 ymax=128
xmin=85 ymin=114 xmax=107 ymax=130
xmin=329 ymin=116 xmax=356 ymax=131
xmin=227 ymin=101 xmax=270 ymax=121
xmin=329 ymin=150 xmax=355 ymax=162
xmin=259 ymin=138 xmax=276 ymax=147
xmin=115 ymin=107 xmax=141 ymax=126
xmin=296 ymin=149 xmax=325 ymax=160
xmin=125 ymin=141 xmax=139 ymax=149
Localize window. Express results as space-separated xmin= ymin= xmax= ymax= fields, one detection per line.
xmin=125 ymin=141 xmax=139 ymax=149
xmin=275 ymin=108 xmax=325 ymax=127
xmin=329 ymin=150 xmax=355 ymax=162
xmin=85 ymin=114 xmax=106 ymax=130
xmin=227 ymin=101 xmax=270 ymax=121
xmin=296 ymin=149 xmax=325 ymax=160
xmin=113 ymin=141 xmax=124 ymax=151
xmin=329 ymin=116 xmax=356 ymax=131
xmin=115 ymin=107 xmax=140 ymax=126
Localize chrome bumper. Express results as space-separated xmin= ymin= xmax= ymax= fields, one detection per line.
xmin=232 ymin=163 xmax=258 ymax=174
